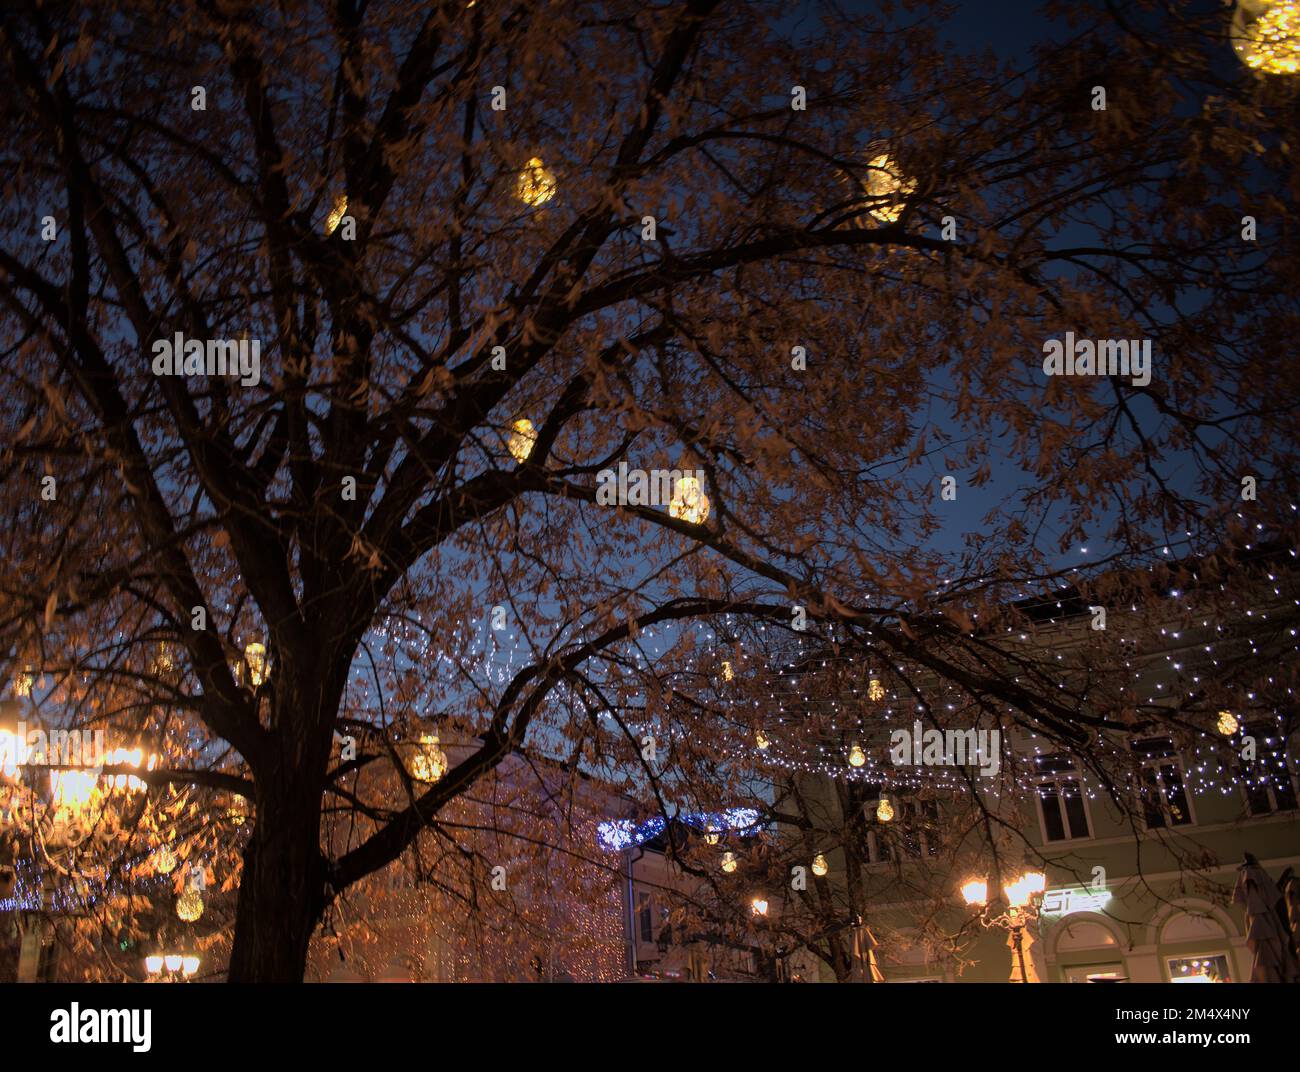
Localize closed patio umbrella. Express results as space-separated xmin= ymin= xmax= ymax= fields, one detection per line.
xmin=1233 ymin=853 xmax=1300 ymax=983
xmin=849 ymin=917 xmax=885 ymax=982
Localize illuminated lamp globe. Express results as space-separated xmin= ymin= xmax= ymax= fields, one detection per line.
xmin=1232 ymin=0 xmax=1300 ymax=74
xmin=326 ymin=194 xmax=348 ymax=235
xmin=848 ymin=743 xmax=866 ymax=768
xmin=721 ymin=660 xmax=734 ymax=682
xmin=242 ymin=642 xmax=267 ymax=688
xmin=1217 ymin=710 xmax=1239 ymax=736
xmin=876 ymin=797 xmax=894 ymax=823
xmin=668 ymin=476 xmax=710 ymax=525
xmin=176 ymin=887 xmax=204 ymax=923
xmin=164 ymin=954 xmax=183 ymax=973
xmin=750 ymin=896 xmax=769 ymax=916
xmin=720 ymin=851 xmax=737 ymax=874
xmin=961 ymin=878 xmax=988 ymax=907
xmin=408 ymin=735 xmax=449 ymax=784
xmin=861 ymin=152 xmax=916 ymax=224
xmin=755 ymin=729 xmax=770 ymax=751
xmin=507 ymin=418 xmax=537 ymax=463
xmin=154 ymin=845 xmax=177 ymax=875
xmin=181 ymin=955 xmax=200 ymax=977
xmin=868 ymin=678 xmax=885 ymax=702
xmin=811 ymin=853 xmax=829 ymax=877
xmin=144 ymin=955 xmax=163 ymax=975
xmin=515 ymin=157 xmax=556 ymax=206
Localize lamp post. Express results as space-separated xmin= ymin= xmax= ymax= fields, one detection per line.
xmin=144 ymin=949 xmax=200 ymax=981
xmin=961 ymin=871 xmax=1047 ymax=982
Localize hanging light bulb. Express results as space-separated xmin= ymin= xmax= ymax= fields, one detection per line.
xmin=1217 ymin=710 xmax=1239 ymax=736
xmin=668 ymin=476 xmax=710 ymax=525
xmin=812 ymin=853 xmax=829 ymax=877
xmin=176 ymin=885 xmax=204 ymax=923
xmin=228 ymin=796 xmax=250 ymax=826
xmin=848 ymin=743 xmax=866 ymax=767
xmin=515 ymin=157 xmax=556 ymax=206
xmin=1232 ymin=0 xmax=1300 ymax=74
xmin=703 ymin=825 xmax=720 ymax=846
xmin=755 ymin=729 xmax=770 ymax=751
xmin=154 ymin=845 xmax=177 ymax=875
xmin=407 ymin=734 xmax=448 ymax=784
xmin=861 ymin=152 xmax=916 ymax=223
xmin=720 ymin=851 xmax=737 ymax=873
xmin=876 ymin=797 xmax=894 ymax=822
xmin=750 ymin=896 xmax=769 ymax=916
xmin=242 ymin=642 xmax=267 ymax=687
xmin=326 ymin=193 xmax=348 ymax=235
xmin=721 ymin=660 xmax=734 ymax=682
xmin=152 ymin=644 xmax=174 ymax=676
xmin=507 ymin=418 xmax=537 ymax=463
xmin=868 ymin=678 xmax=885 ymax=702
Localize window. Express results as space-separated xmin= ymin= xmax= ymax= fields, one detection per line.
xmin=868 ymin=799 xmax=940 ymax=862
xmin=1034 ymin=753 xmax=1091 ymax=842
xmin=636 ymin=891 xmax=655 ymax=943
xmin=1239 ymin=721 xmax=1298 ymax=816
xmin=1132 ymin=738 xmax=1193 ymax=828
xmin=1167 ymin=954 xmax=1231 ymax=983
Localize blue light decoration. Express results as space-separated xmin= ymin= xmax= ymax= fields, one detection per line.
xmin=0 ymin=855 xmax=173 ymax=913
xmin=596 ymin=807 xmax=762 ymax=851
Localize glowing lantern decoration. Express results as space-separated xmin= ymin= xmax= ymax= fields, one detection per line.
xmin=515 ymin=157 xmax=556 ymax=206
xmin=750 ymin=896 xmax=769 ymax=916
xmin=507 ymin=418 xmax=537 ymax=463
xmin=861 ymin=153 xmax=916 ymax=224
xmin=668 ymin=476 xmax=710 ymax=525
xmin=407 ymin=734 xmax=448 ymax=784
xmin=1232 ymin=1 xmax=1300 ymax=74
xmin=176 ymin=886 xmax=204 ymax=923
xmin=144 ymin=955 xmax=164 ymax=974
xmin=703 ymin=825 xmax=721 ymax=846
xmin=755 ymin=729 xmax=770 ymax=751
xmin=848 ymin=743 xmax=866 ymax=768
xmin=1217 ymin=710 xmax=1239 ymax=736
xmin=228 ymin=796 xmax=250 ymax=826
xmin=812 ymin=853 xmax=829 ymax=877
xmin=961 ymin=878 xmax=989 ymax=907
xmin=181 ymin=955 xmax=200 ymax=977
xmin=164 ymin=954 xmax=183 ymax=972
xmin=720 ymin=851 xmax=737 ymax=873
xmin=326 ymin=194 xmax=348 ymax=235
xmin=876 ymin=797 xmax=894 ymax=822
xmin=721 ymin=660 xmax=734 ymax=682
xmin=152 ymin=644 xmax=174 ymax=676
xmin=242 ymin=642 xmax=267 ymax=688
xmin=868 ymin=678 xmax=885 ymax=702
xmin=154 ymin=845 xmax=177 ymax=875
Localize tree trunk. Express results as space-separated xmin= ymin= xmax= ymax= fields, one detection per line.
xmin=226 ymin=668 xmax=336 ymax=983
xmin=226 ymin=779 xmax=329 ymax=982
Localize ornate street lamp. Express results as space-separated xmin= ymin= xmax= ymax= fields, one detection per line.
xmin=961 ymin=870 xmax=1047 ymax=982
